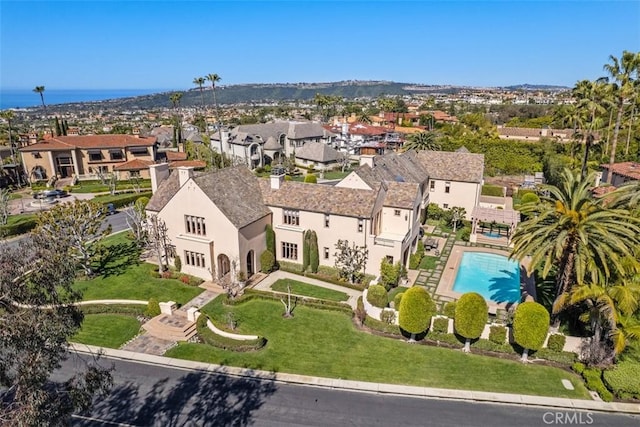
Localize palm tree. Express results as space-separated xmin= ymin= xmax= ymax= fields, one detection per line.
xmin=193 ymin=77 xmax=206 ymax=109
xmin=603 ymin=51 xmax=640 ymax=183
xmin=33 ymin=85 xmax=47 ymax=114
xmin=510 ymin=168 xmax=640 ymax=315
xmin=169 ymin=92 xmax=183 ymax=147
xmin=206 ymin=73 xmax=224 ymax=156
xmin=403 ymin=131 xmax=440 ymax=152
xmin=356 ymin=113 xmax=372 ymax=124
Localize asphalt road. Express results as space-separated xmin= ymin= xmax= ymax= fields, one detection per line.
xmin=54 ymin=353 xmax=639 ymax=427
xmin=1 ymin=208 xmax=131 ymax=250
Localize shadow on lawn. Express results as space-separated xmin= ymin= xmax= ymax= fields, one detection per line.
xmin=92 ymin=242 xmax=141 ymax=278
xmin=84 ymin=369 xmax=277 ymax=426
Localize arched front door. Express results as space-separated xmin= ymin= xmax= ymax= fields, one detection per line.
xmin=217 ymin=254 xmax=230 ymax=279
xmin=246 ymin=250 xmax=255 ymax=277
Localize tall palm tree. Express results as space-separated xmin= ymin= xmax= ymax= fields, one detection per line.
xmin=603 ymin=51 xmax=640 ymax=183
xmin=169 ymin=92 xmax=183 ymax=147
xmin=403 ymin=131 xmax=440 ymax=152
xmin=510 ymin=168 xmax=640 ymax=314
xmin=193 ymin=77 xmax=206 ymax=109
xmin=206 ymin=73 xmax=224 ymax=156
xmin=33 ymin=85 xmax=47 ymax=115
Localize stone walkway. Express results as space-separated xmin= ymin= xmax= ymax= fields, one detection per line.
xmin=121 ymin=334 xmax=176 ymax=356
xmin=252 ymin=270 xmax=362 ymax=309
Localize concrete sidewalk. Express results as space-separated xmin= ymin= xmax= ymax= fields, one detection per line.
xmin=70 ymin=343 xmax=640 ymax=416
xmin=251 ymin=270 xmax=362 ymax=308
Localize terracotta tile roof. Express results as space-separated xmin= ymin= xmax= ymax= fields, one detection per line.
xmin=168 ymin=160 xmax=207 ymax=169
xmin=165 ymin=151 xmax=188 ymax=161
xmin=592 ymin=186 xmax=617 ymax=197
xmin=384 ymin=182 xmax=419 ymax=208
xmin=20 ymin=135 xmax=156 ymax=152
xmin=113 ymin=159 xmax=154 ymax=171
xmin=193 ymin=167 xmax=272 ymax=228
xmin=601 ymin=162 xmax=640 ymax=181
xmin=259 ymin=179 xmax=379 ymax=218
xmin=146 ymin=171 xmax=181 ymax=212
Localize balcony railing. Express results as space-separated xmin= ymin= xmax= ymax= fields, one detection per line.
xmin=373 ymin=237 xmax=395 ymax=247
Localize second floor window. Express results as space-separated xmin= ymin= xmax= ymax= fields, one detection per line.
xmin=324 ymin=214 xmax=330 ymax=228
xmin=109 ymin=150 xmax=124 ymax=161
xmin=394 ymin=209 xmax=401 ymax=216
xmin=445 ymin=182 xmax=451 ymax=193
xmin=357 ymin=218 xmax=364 ymax=233
xmin=185 ymin=215 xmax=206 ymax=236
xmin=88 ymin=151 xmax=102 ymax=162
xmin=430 ymin=181 xmax=435 ymax=192
xmin=283 ymin=209 xmax=300 ymax=226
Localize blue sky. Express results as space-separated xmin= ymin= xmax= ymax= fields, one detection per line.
xmin=1 ymin=1 xmax=638 ymax=90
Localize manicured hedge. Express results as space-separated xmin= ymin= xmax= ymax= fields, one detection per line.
xmin=442 ymin=301 xmax=457 ymax=318
xmin=513 ymin=301 xmax=549 ymax=351
xmin=603 ymin=361 xmax=640 ymax=399
xmin=546 ymin=334 xmax=566 ymax=352
xmin=196 ymin=315 xmax=267 ymax=352
xmin=92 ymin=191 xmax=153 ymax=209
xmin=225 ymin=289 xmax=353 ymax=315
xmin=398 ymin=286 xmax=436 ymax=336
xmin=454 ymin=292 xmax=488 ymax=341
xmin=260 ymin=250 xmax=275 ymax=273
xmin=277 ymin=261 xmax=368 ymax=291
xmin=489 ymin=325 xmax=507 ymax=344
xmin=367 ymin=284 xmax=388 ymax=308
xmin=582 ymin=367 xmax=613 ymax=402
xmin=79 ymin=304 xmax=146 ymax=316
xmin=481 ymin=184 xmax=504 ymax=197
xmin=393 ymin=292 xmax=404 ymax=309
xmin=432 ymin=317 xmax=449 ymax=334
xmin=533 ymin=349 xmax=576 ymax=365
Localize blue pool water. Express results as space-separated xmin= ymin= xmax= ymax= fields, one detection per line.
xmin=452 ymin=252 xmax=521 ymax=304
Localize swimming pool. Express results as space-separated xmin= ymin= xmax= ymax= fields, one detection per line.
xmin=452 ymin=252 xmax=521 ymax=304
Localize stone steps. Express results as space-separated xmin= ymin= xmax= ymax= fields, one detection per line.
xmin=142 ymin=313 xmax=197 ymax=341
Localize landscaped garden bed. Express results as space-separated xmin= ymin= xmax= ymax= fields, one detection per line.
xmin=270 ymin=278 xmax=349 ymax=302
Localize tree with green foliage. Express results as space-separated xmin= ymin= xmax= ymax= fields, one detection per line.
xmin=309 ymin=230 xmax=319 ymax=273
xmin=174 ymin=255 xmax=182 ymax=272
xmin=366 ymin=284 xmax=388 ymax=308
xmin=398 ymin=286 xmax=435 ymax=341
xmin=206 ymin=73 xmax=224 ymax=155
xmin=454 ymin=292 xmax=488 ymax=352
xmin=145 ymin=297 xmax=161 ymax=317
xmin=302 ymin=230 xmax=311 ymax=272
xmin=193 ymin=76 xmax=206 ymax=109
xmin=379 ymin=258 xmax=400 ymax=289
xmin=169 ymin=92 xmax=183 ymax=147
xmin=333 ymin=239 xmax=368 ymax=284
xmin=260 ymin=249 xmax=275 ymax=273
xmin=403 ymin=131 xmax=440 ymax=152
xmin=510 ymin=169 xmax=640 ymax=318
xmin=603 ymin=51 xmax=640 ymax=182
xmin=513 ymin=301 xmax=550 ymax=362
xmin=54 ymin=116 xmax=62 ymax=136
xmin=36 ymin=200 xmax=110 ymax=277
xmin=519 ymin=192 xmax=540 ymax=205
xmin=449 ymin=206 xmax=466 ymax=233
xmin=393 ymin=292 xmax=404 ymax=309
xmin=0 ymin=229 xmax=113 ymax=425
xmin=265 ymin=224 xmax=276 ymax=256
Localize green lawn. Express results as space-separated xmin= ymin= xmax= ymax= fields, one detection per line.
xmin=71 ymin=179 xmax=152 ymax=193
xmin=388 ymin=286 xmax=409 ymax=303
xmin=0 ymin=213 xmax=38 ymax=237
xmin=320 ymin=170 xmax=351 ymax=180
xmin=72 ymin=314 xmax=140 ymax=348
xmin=72 ymin=232 xmax=204 ymax=304
xmin=419 ymin=256 xmax=438 ymax=270
xmin=166 ymin=298 xmax=591 ymax=399
xmin=270 ymin=279 xmax=349 ymax=302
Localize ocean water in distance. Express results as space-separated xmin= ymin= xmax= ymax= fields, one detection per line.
xmin=0 ymin=88 xmax=169 ymax=110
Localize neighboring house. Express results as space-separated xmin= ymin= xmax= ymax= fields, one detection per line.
xmin=216 ymin=121 xmax=337 ymax=168
xmin=600 ymin=161 xmax=640 ymax=186
xmin=497 ymin=126 xmax=580 ymax=142
xmin=146 ymin=165 xmax=272 ymax=281
xmin=294 ymin=142 xmax=341 ymax=171
xmin=19 ymin=134 xmax=157 ymax=181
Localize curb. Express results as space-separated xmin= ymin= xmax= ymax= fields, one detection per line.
xmin=69 ymin=343 xmax=640 ymax=415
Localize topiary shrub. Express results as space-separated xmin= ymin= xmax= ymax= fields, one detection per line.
xmin=302 ymin=230 xmax=311 ymax=272
xmin=393 ymin=292 xmax=404 ymax=309
xmin=398 ymin=286 xmax=436 ymax=341
xmin=145 ymin=298 xmax=161 ymax=317
xmin=284 ymin=175 xmax=292 ymax=181
xmin=366 ymin=284 xmax=388 ymax=308
xmin=442 ymin=301 xmax=457 ymax=318
xmin=520 ymin=192 xmax=540 ymax=205
xmin=416 ymin=240 xmax=425 ymax=258
xmin=260 ymin=250 xmax=275 ymax=273
xmin=408 ymin=253 xmax=421 ymax=270
xmin=546 ymin=333 xmax=566 ymax=352
xmin=582 ymin=367 xmax=613 ymax=402
xmin=309 ymin=230 xmax=319 ymax=273
xmin=459 ymin=226 xmax=471 ymax=242
xmin=135 ymin=196 xmax=150 ymax=210
xmin=432 ymin=317 xmax=449 ymax=334
xmin=304 ymin=174 xmax=317 ymax=184
xmin=265 ymin=224 xmax=276 ymax=255
xmin=380 ymin=258 xmax=399 ymax=290
xmin=489 ymin=325 xmax=507 ymax=344
xmin=174 ymin=255 xmax=182 ymax=272
xmin=603 ymin=361 xmax=640 ymax=399
xmin=513 ymin=301 xmax=550 ymax=362
xmin=454 ymin=292 xmax=488 ymax=352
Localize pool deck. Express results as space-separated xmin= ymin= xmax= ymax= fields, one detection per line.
xmin=434 ymin=244 xmax=535 ymax=314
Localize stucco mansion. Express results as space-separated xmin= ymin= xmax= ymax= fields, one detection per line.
xmin=146 ymin=149 xmax=484 ymax=281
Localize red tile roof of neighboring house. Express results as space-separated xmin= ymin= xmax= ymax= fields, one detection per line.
xmin=168 ymin=160 xmax=207 ymax=169
xmin=601 ymin=162 xmax=640 ymax=181
xmin=113 ymin=159 xmax=154 ymax=171
xmin=19 ymin=135 xmax=156 ymax=152
xmin=165 ymin=151 xmax=188 ymax=161
xmin=591 ymin=186 xmax=617 ymax=197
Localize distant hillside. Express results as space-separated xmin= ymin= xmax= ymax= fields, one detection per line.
xmin=49 ymin=81 xmax=570 ymax=111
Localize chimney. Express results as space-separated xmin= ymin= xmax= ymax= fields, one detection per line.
xmin=133 ymin=128 xmax=140 ymax=138
xmin=359 ymin=154 xmax=375 ymax=168
xmin=178 ymin=166 xmax=194 ymax=187
xmin=270 ymin=166 xmax=285 ymax=190
xmin=149 ymin=163 xmax=170 ymax=193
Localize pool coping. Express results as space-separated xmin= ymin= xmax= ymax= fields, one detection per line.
xmin=434 ymin=245 xmax=533 ymax=314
